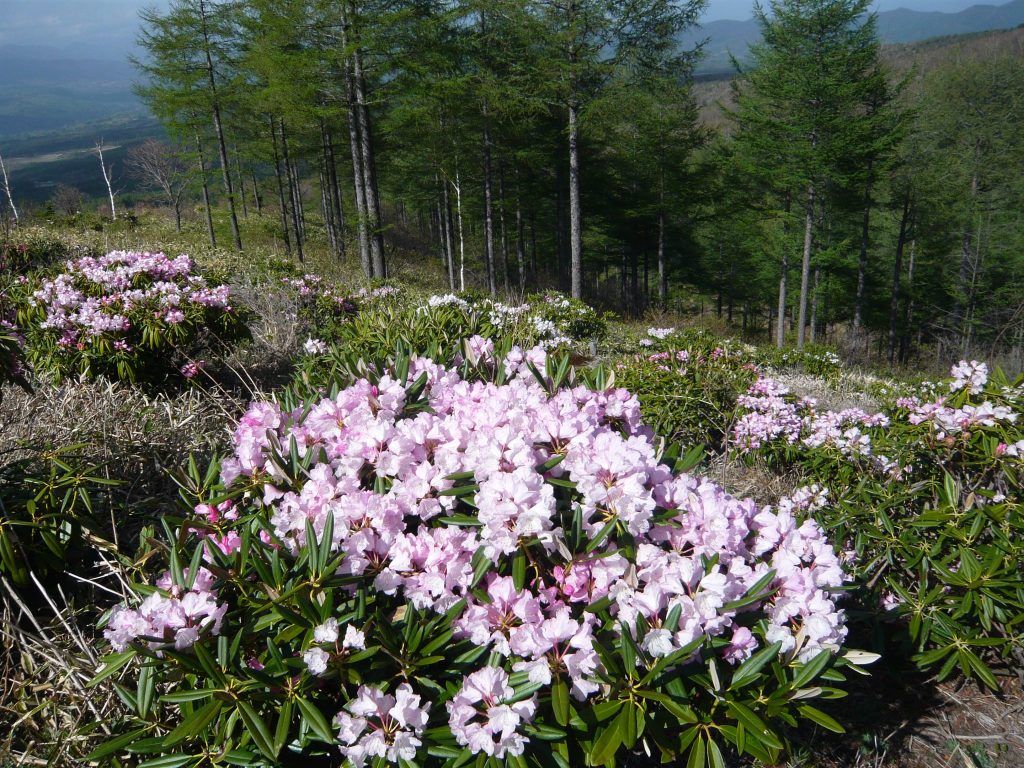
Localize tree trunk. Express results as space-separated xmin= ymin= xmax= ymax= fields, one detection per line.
xmin=530 ymin=210 xmax=537 ymax=276
xmin=888 ymin=191 xmax=911 ymax=365
xmin=325 ymin=128 xmax=345 ymax=257
xmin=854 ymin=163 xmax=874 ymax=328
xmin=194 ymin=124 xmax=216 ymax=248
xmin=270 ymin=117 xmax=292 ymax=257
xmin=809 ymin=267 xmax=820 ymax=345
xmin=96 ymin=141 xmax=117 ymax=220
xmin=348 ymin=19 xmax=384 ymax=278
xmin=435 ymin=175 xmax=453 ymax=289
xmin=441 ymin=173 xmax=457 ymax=291
xmin=280 ymin=120 xmax=304 ymax=263
xmin=320 ymin=166 xmax=334 ymax=254
xmin=341 ymin=2 xmax=371 ymax=277
xmin=234 ymin=144 xmax=248 ymax=218
xmin=568 ymin=96 xmax=583 ymax=299
xmin=657 ymin=205 xmax=666 ymax=302
xmin=796 ymin=182 xmax=815 ymax=350
xmin=0 ymin=150 xmax=18 ymax=224
xmin=198 ymin=0 xmax=241 ymax=251
xmin=320 ymin=125 xmax=338 ymax=257
xmin=777 ymin=193 xmax=792 ymax=348
xmin=250 ymin=168 xmax=262 ymax=216
xmin=515 ymin=170 xmax=526 ymax=292
xmin=498 ymin=165 xmax=509 ymax=293
xmin=454 ymin=166 xmax=466 ymax=291
xmin=900 ymin=240 xmax=916 ymax=363
xmin=481 ymin=108 xmax=496 ymax=295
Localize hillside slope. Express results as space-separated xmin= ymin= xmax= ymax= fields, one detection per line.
xmin=685 ymin=0 xmax=1024 ymax=74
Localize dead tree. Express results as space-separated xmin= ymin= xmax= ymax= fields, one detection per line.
xmin=127 ymin=140 xmax=193 ymax=231
xmin=96 ymin=140 xmax=121 ymax=220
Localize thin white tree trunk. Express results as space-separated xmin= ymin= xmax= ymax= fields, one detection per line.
xmin=96 ymin=141 xmax=117 ymax=220
xmin=776 ymin=252 xmax=788 ymax=349
xmin=198 ymin=0 xmax=241 ymax=250
xmin=454 ymin=167 xmax=466 ymax=292
xmin=482 ymin=112 xmax=496 ymax=295
xmin=0 ymin=150 xmax=18 ymax=224
xmin=796 ymin=182 xmax=815 ymax=350
xmin=568 ymin=96 xmax=582 ymax=299
xmin=441 ymin=171 xmax=456 ymax=291
xmin=809 ymin=267 xmax=819 ymax=345
xmin=194 ymin=122 xmax=216 ymax=248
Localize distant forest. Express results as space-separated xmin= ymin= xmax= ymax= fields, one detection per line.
xmin=19 ymin=0 xmax=1024 ymax=365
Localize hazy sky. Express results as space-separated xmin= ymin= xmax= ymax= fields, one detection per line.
xmin=0 ymin=0 xmax=992 ymax=58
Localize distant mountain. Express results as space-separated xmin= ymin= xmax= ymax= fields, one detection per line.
xmin=878 ymin=0 xmax=1024 ymax=40
xmin=0 ymin=46 xmax=143 ymax=137
xmin=687 ymin=0 xmax=1024 ymax=74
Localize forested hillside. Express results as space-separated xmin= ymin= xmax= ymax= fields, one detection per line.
xmin=3 ymin=0 xmax=1023 ymax=372
xmin=3 ymin=3 xmax=1024 ymax=767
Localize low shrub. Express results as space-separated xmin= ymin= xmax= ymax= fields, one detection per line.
xmin=526 ymin=290 xmax=609 ymax=342
xmin=11 ymin=250 xmax=248 ymax=386
xmin=0 ymin=444 xmax=118 ymax=587
xmin=92 ymin=344 xmax=869 ymax=768
xmin=733 ymin=360 xmax=1024 ymax=688
xmin=754 ymin=345 xmax=844 ymax=382
xmin=613 ymin=345 xmax=759 ymax=453
xmin=296 ymin=289 xmax=605 ymax=393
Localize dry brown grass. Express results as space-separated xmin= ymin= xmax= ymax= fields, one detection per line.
xmin=0 ymin=564 xmax=134 ymax=766
xmin=0 ymin=377 xmax=241 ymax=515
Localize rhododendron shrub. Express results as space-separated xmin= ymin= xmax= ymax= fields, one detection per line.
xmin=733 ymin=362 xmax=1024 ymax=689
xmin=12 ymin=250 xmax=246 ymax=384
xmin=295 ymin=289 xmax=605 ymax=393
xmin=92 ymin=346 xmax=867 ymax=767
xmin=613 ymin=340 xmax=760 ymax=452
xmin=0 ymin=317 xmax=26 ymax=392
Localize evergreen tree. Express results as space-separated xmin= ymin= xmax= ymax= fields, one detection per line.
xmin=730 ymin=0 xmax=890 ymax=348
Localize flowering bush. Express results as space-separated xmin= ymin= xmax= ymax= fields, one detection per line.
xmin=12 ymin=250 xmax=247 ymax=385
xmin=283 ymin=274 xmax=400 ymax=340
xmin=295 ymin=290 xmax=605 ymax=393
xmin=614 ymin=346 xmax=759 ymax=453
xmin=92 ymin=345 xmax=867 ymax=767
xmin=733 ymin=361 xmax=1024 ymax=688
xmin=754 ymin=345 xmax=844 ymax=382
xmin=526 ymin=291 xmax=608 ymax=342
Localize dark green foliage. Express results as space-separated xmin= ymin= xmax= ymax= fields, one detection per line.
xmin=738 ymin=367 xmax=1024 ymax=688
xmin=0 ymin=445 xmax=119 ymax=587
xmin=613 ymin=330 xmax=760 ymax=451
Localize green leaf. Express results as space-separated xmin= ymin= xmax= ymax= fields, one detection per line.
xmin=589 ymin=711 xmax=625 ymax=766
xmin=727 ymin=701 xmax=783 ymax=751
xmin=552 ymin=679 xmax=570 ymax=727
xmin=88 ymin=650 xmax=136 ymax=687
xmin=296 ymin=696 xmax=336 ymax=743
xmin=729 ymin=642 xmax=783 ymax=690
xmin=162 ymin=700 xmax=223 ymax=748
xmin=790 ymin=650 xmax=832 ymax=690
xmin=137 ymin=756 xmax=196 ymax=768
xmin=685 ymin=734 xmax=706 ymax=768
xmin=85 ymin=727 xmax=151 ymax=761
xmin=236 ymin=701 xmax=278 ymax=760
xmin=798 ymin=705 xmax=845 ymax=734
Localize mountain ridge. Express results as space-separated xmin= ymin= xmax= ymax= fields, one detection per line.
xmin=686 ymin=0 xmax=1024 ymax=73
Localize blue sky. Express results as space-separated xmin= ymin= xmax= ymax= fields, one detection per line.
xmin=0 ymin=0 xmax=990 ymax=59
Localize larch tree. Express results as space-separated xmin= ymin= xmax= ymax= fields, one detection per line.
xmin=731 ymin=0 xmax=888 ymax=349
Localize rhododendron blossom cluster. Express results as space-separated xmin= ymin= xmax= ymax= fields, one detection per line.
xmin=102 ymin=343 xmax=850 ymax=764
xmin=30 ymin=251 xmax=233 ymax=343
xmin=734 ymin=361 xmax=1019 ymax=463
